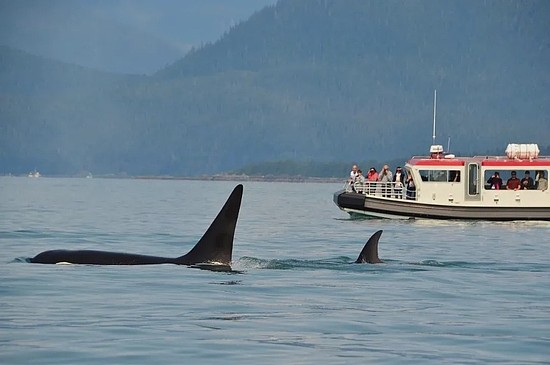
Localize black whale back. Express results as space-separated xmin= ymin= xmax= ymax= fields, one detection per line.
xmin=30 ymin=184 xmax=243 ymax=266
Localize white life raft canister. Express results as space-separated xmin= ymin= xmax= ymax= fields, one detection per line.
xmin=505 ymin=143 xmax=540 ymax=159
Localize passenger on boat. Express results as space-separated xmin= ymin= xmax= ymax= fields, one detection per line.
xmin=405 ymin=174 xmax=416 ymax=200
xmin=450 ymin=170 xmax=461 ymax=182
xmin=378 ymin=164 xmax=393 ymax=197
xmin=487 ymin=172 xmax=503 ymax=190
xmin=536 ymin=171 xmax=548 ymax=191
xmin=354 ymin=169 xmax=366 ymax=193
xmin=366 ymin=167 xmax=379 ymax=194
xmin=520 ymin=171 xmax=535 ymax=190
xmin=366 ymin=167 xmax=378 ymax=181
xmin=506 ymin=171 xmax=521 ymax=190
xmin=348 ymin=164 xmax=359 ymax=191
xmin=430 ymin=150 xmax=444 ymax=159
xmin=349 ymin=164 xmax=359 ymax=180
xmin=393 ymin=166 xmax=405 ymax=199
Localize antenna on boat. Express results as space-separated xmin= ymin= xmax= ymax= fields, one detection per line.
xmin=428 ymin=90 xmax=444 ymax=158
xmin=447 ymin=136 xmax=451 ymax=153
xmin=432 ymin=89 xmax=437 ymax=145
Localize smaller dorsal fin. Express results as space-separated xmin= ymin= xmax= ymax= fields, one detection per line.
xmin=355 ymin=230 xmax=383 ymax=264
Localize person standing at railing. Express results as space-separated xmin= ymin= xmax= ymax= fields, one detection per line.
xmin=378 ymin=164 xmax=393 ymax=197
xmin=348 ymin=164 xmax=359 ymax=191
xmin=354 ymin=169 xmax=366 ymax=193
xmin=406 ymin=175 xmax=416 ymax=200
xmin=366 ymin=167 xmax=379 ymax=195
xmin=349 ymin=164 xmax=359 ymax=181
xmin=393 ymin=166 xmax=405 ymax=199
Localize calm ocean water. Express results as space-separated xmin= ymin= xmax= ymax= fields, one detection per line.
xmin=1 ymin=177 xmax=549 ymax=364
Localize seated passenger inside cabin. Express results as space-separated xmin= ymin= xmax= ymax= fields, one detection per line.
xmin=449 ymin=170 xmax=460 ymax=182
xmin=535 ymin=171 xmax=548 ymax=191
xmin=487 ymin=172 xmax=503 ymax=190
xmin=520 ymin=170 xmax=535 ymax=190
xmin=506 ymin=171 xmax=521 ymax=190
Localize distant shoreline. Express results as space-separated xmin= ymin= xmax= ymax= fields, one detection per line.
xmin=133 ymin=174 xmax=343 ymax=183
xmin=3 ymin=173 xmax=343 ymax=184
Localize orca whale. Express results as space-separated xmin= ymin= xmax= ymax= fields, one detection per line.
xmin=355 ymin=230 xmax=383 ymax=264
xmin=30 ymin=184 xmax=243 ymax=269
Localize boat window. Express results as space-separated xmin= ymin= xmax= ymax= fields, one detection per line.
xmin=419 ymin=170 xmax=459 ymax=182
xmin=448 ymin=170 xmax=461 ymax=182
xmin=485 ymin=169 xmax=550 ymax=190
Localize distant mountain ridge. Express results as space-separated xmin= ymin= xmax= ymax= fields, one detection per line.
xmin=1 ymin=0 xmax=549 ymax=176
xmin=0 ymin=0 xmax=278 ymax=74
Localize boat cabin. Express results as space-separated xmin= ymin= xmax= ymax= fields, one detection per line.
xmin=404 ymin=144 xmax=549 ymax=208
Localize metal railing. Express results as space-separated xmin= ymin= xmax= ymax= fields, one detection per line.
xmin=345 ymin=180 xmax=417 ymax=200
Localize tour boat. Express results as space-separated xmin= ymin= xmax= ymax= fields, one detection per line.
xmin=333 ymin=143 xmax=550 ymax=221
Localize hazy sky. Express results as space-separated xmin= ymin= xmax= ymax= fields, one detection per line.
xmin=0 ymin=0 xmax=279 ymax=73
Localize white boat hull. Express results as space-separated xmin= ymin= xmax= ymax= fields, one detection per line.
xmin=334 ymin=190 xmax=550 ymax=221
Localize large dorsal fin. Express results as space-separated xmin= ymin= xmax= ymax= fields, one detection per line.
xmin=355 ymin=230 xmax=383 ymax=264
xmin=176 ymin=184 xmax=243 ymax=266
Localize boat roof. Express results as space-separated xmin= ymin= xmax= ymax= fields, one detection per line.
xmin=407 ymin=155 xmax=550 ymax=168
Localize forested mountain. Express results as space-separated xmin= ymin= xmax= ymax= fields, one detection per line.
xmin=1 ymin=0 xmax=549 ymax=176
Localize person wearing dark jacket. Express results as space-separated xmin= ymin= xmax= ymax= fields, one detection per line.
xmin=392 ymin=166 xmax=405 ymax=198
xmin=487 ymin=172 xmax=503 ymax=190
xmin=405 ymin=174 xmax=416 ymax=200
xmin=520 ymin=171 xmax=535 ymax=190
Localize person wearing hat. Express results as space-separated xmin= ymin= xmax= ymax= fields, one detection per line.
xmin=520 ymin=170 xmax=535 ymax=190
xmin=506 ymin=171 xmax=521 ymax=190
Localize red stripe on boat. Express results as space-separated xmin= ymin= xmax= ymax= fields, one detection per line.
xmin=409 ymin=159 xmax=466 ymax=166
xmin=481 ymin=160 xmax=550 ymax=167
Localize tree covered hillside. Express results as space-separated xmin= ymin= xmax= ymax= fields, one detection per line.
xmin=1 ymin=0 xmax=549 ymax=176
